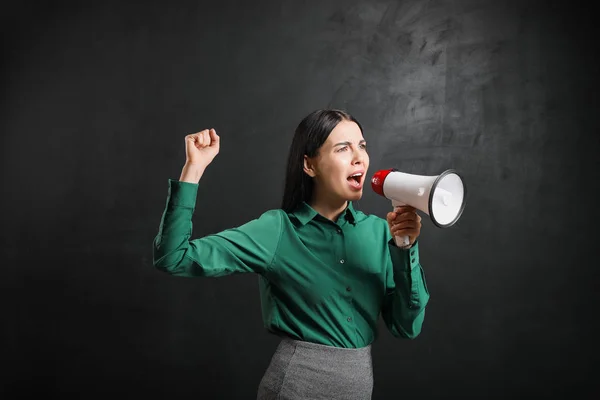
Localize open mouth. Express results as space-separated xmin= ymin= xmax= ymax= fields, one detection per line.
xmin=347 ymin=172 xmax=363 ymax=188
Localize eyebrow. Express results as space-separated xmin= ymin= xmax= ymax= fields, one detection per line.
xmin=333 ymin=140 xmax=366 ymax=147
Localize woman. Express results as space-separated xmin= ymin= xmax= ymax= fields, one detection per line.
xmin=153 ymin=109 xmax=430 ymax=399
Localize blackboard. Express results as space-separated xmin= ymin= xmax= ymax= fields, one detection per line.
xmin=1 ymin=0 xmax=597 ymax=398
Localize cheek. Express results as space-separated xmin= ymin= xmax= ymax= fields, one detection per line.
xmin=320 ymin=157 xmax=345 ymax=175
xmin=317 ymin=154 xmax=352 ymax=187
xmin=333 ymin=159 xmax=350 ymax=179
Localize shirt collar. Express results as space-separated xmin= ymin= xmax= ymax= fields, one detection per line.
xmin=292 ymin=201 xmax=357 ymax=226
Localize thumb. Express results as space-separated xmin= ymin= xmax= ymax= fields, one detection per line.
xmin=386 ymin=211 xmax=396 ymax=224
xmin=185 ymin=134 xmax=198 ymax=150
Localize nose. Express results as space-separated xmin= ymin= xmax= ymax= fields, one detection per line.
xmin=352 ymin=148 xmax=365 ymax=165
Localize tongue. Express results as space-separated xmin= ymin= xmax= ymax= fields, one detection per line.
xmin=348 ymin=177 xmax=360 ymax=188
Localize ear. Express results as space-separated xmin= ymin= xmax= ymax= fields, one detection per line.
xmin=303 ymin=155 xmax=317 ymax=178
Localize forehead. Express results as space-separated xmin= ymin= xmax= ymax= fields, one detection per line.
xmin=326 ymin=120 xmax=364 ymax=144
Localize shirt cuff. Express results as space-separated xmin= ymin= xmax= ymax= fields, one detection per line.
xmin=167 ymin=178 xmax=198 ymax=208
xmin=407 ymin=240 xmax=420 ymax=270
xmin=389 ymin=239 xmax=420 ymax=271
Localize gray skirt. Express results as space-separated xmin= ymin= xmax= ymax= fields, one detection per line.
xmin=256 ymin=338 xmax=373 ymax=400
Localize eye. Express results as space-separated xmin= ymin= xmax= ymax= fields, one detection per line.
xmin=336 ymin=146 xmax=348 ymax=152
xmin=360 ymin=143 xmax=367 ymax=150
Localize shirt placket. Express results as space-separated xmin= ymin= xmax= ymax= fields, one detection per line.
xmin=335 ymin=220 xmax=357 ymax=337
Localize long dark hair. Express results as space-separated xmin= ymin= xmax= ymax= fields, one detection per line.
xmin=281 ymin=109 xmax=363 ymax=212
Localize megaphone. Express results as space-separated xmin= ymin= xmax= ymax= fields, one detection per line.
xmin=371 ymin=168 xmax=466 ymax=248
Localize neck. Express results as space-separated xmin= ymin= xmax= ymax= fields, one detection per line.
xmin=309 ymin=188 xmax=348 ymax=222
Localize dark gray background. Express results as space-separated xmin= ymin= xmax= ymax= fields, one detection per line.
xmin=2 ymin=0 xmax=598 ymax=398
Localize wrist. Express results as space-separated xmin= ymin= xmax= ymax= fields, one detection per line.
xmin=179 ymin=163 xmax=207 ymax=184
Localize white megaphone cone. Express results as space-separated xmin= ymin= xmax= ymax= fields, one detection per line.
xmin=371 ymin=168 xmax=466 ymax=248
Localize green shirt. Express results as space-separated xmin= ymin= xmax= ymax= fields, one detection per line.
xmin=153 ymin=179 xmax=430 ymax=348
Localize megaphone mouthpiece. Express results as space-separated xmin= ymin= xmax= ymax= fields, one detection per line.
xmin=370 ymin=168 xmax=395 ymax=196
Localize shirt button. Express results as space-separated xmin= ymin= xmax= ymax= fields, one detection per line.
xmin=339 ymin=259 xmax=345 ymax=264
xmin=337 ymin=228 xmax=342 ymax=234
xmin=347 ymin=317 xmax=352 ymax=322
xmin=346 ymin=286 xmax=351 ymax=292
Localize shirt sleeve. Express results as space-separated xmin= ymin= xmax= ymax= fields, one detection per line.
xmin=381 ymin=228 xmax=431 ymax=339
xmin=152 ymin=179 xmax=283 ymax=277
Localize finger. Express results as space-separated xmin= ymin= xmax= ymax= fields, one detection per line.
xmin=202 ymin=129 xmax=211 ymax=146
xmin=203 ymin=130 xmax=211 ymax=146
xmin=393 ymin=205 xmax=416 ymax=213
xmin=394 ymin=218 xmax=421 ymax=230
xmin=194 ymin=129 xmax=208 ymax=145
xmin=392 ymin=227 xmax=420 ymax=238
xmin=392 ymin=229 xmax=421 ymax=238
xmin=395 ymin=211 xmax=417 ymax=220
xmin=391 ymin=220 xmax=419 ymax=231
xmin=394 ymin=211 xmax=418 ymax=223
xmin=209 ymin=128 xmax=220 ymax=145
xmin=189 ymin=129 xmax=207 ymax=137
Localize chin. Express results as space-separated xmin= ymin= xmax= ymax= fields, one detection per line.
xmin=347 ymin=191 xmax=363 ymax=201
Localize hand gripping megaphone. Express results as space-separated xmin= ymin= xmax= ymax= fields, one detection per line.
xmin=371 ymin=168 xmax=466 ymax=248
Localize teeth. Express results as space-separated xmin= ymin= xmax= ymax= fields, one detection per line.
xmin=351 ymin=173 xmax=362 ymax=177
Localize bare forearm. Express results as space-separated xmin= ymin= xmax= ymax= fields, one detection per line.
xmin=179 ymin=163 xmax=207 ymax=184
